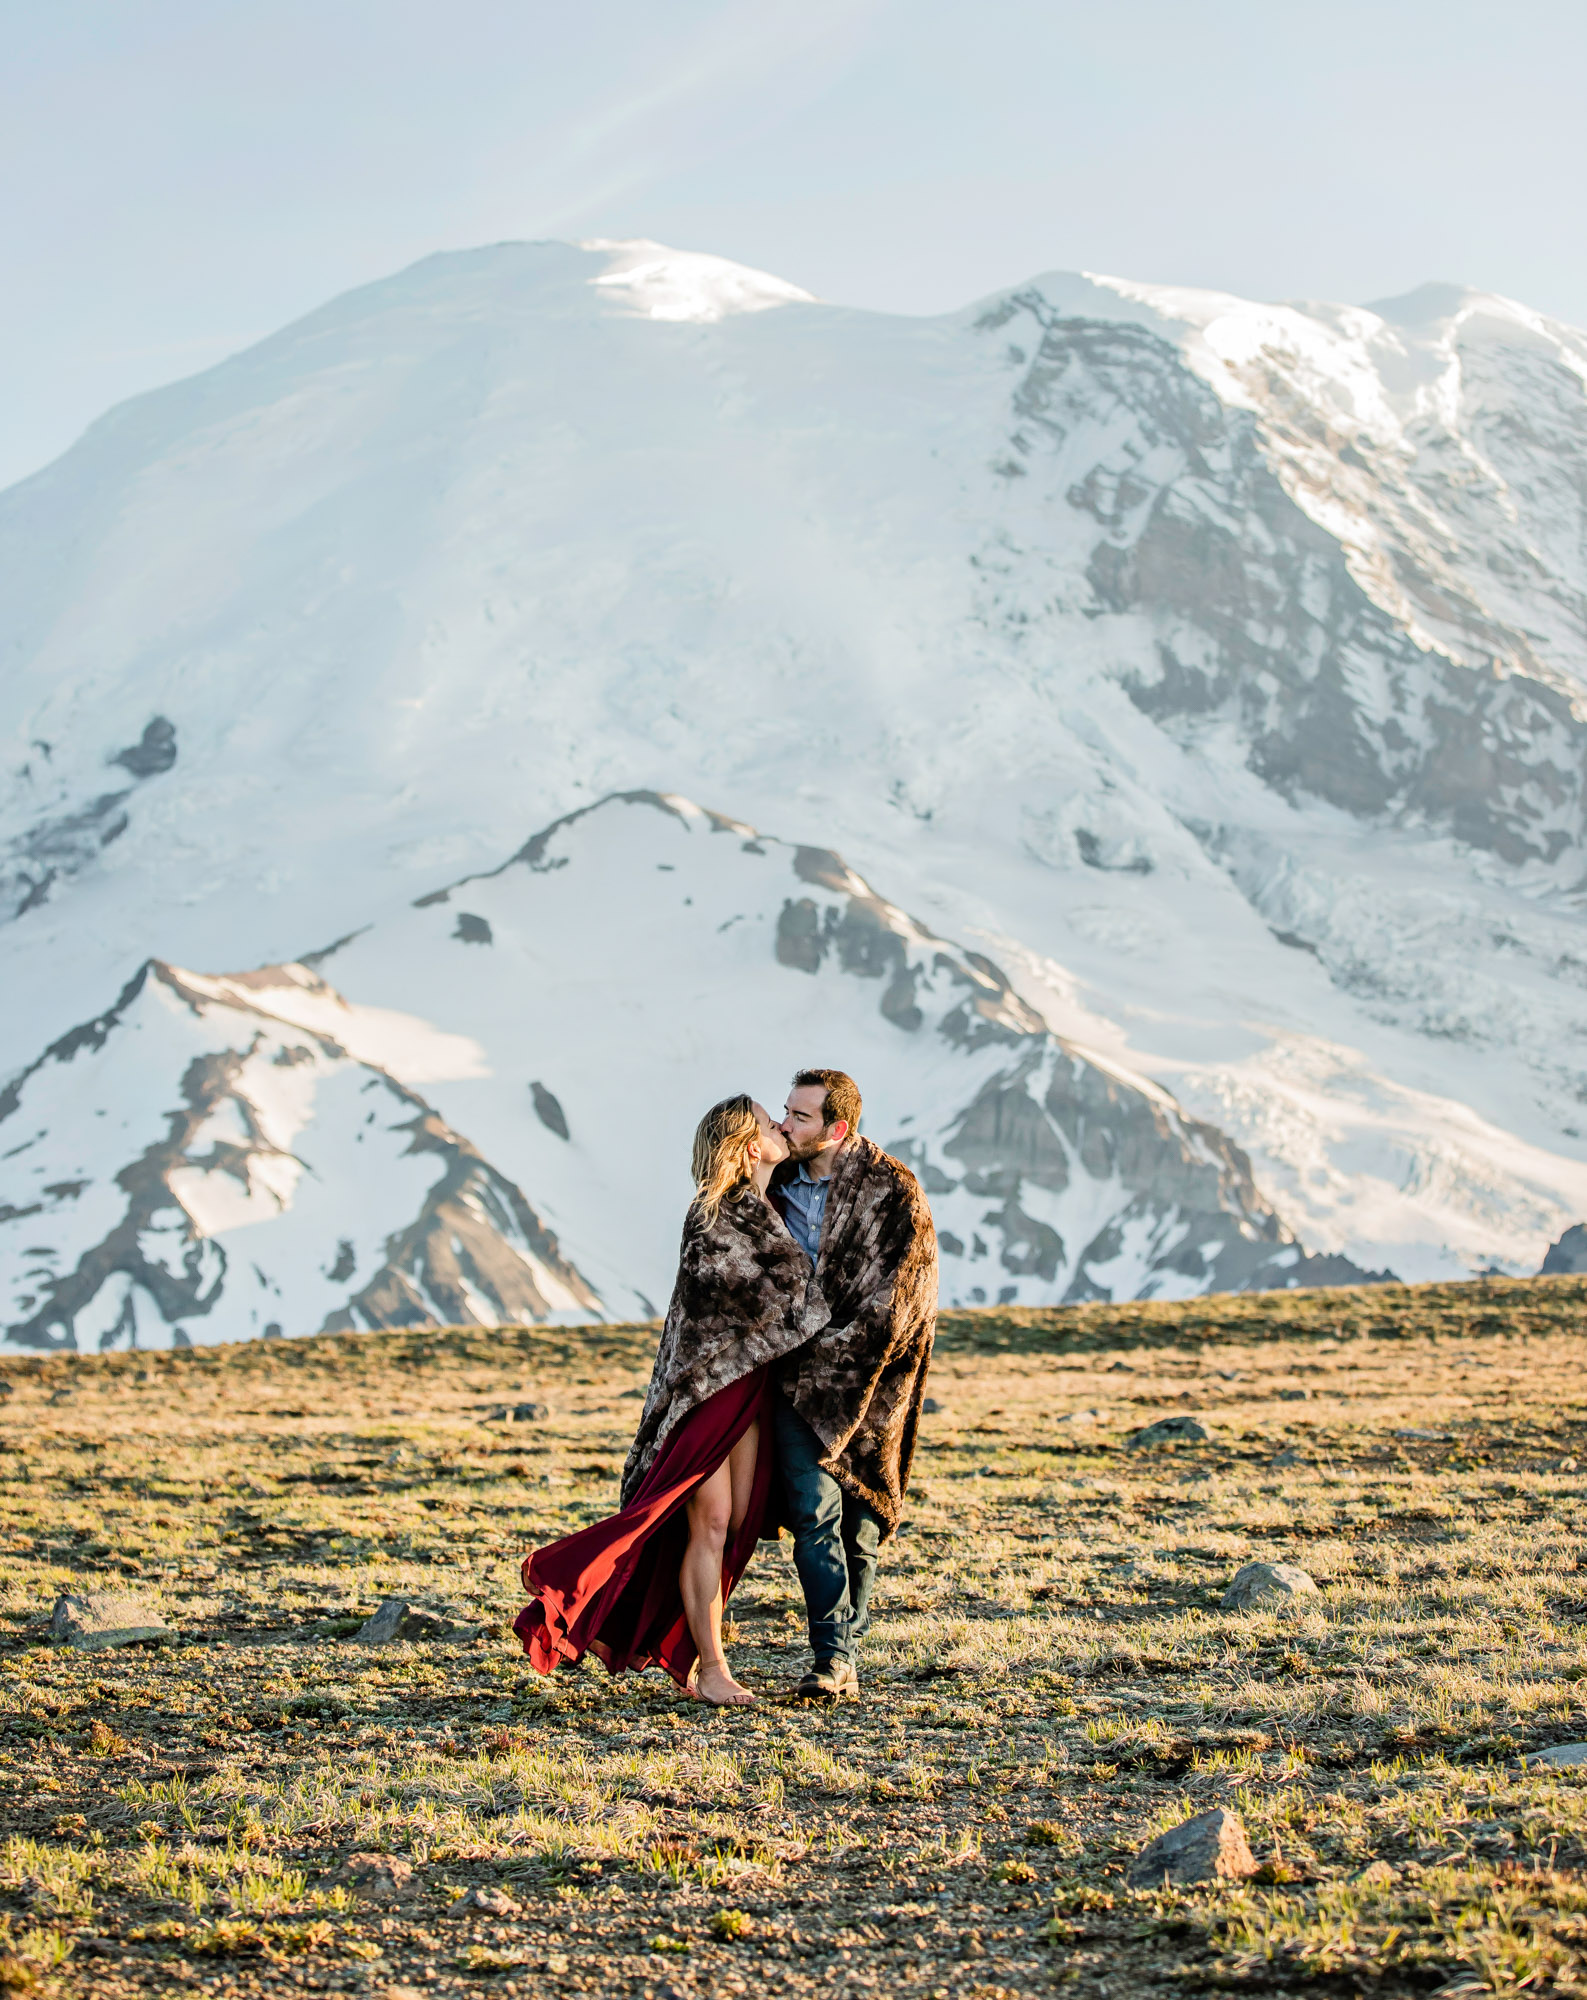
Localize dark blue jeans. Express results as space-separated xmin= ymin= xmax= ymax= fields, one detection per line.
xmin=773 ymin=1395 xmax=882 ymax=1667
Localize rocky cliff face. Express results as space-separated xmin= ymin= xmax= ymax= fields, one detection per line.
xmin=0 ymin=960 xmax=597 ymax=1349
xmin=2 ymin=240 xmax=1585 ymax=1299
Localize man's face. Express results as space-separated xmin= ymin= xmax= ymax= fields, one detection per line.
xmin=779 ymin=1084 xmax=843 ymax=1162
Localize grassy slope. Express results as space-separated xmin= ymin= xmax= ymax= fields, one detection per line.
xmin=1 ymin=1276 xmax=1586 ymax=1996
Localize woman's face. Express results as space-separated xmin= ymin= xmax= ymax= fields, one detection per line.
xmin=751 ymin=1101 xmax=789 ymax=1167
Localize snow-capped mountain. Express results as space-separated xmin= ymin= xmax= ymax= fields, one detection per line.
xmin=2 ymin=793 xmax=1380 ymax=1349
xmin=3 ymin=237 xmax=1586 ymax=1339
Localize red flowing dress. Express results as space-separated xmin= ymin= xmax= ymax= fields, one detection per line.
xmin=514 ymin=1367 xmax=773 ymax=1689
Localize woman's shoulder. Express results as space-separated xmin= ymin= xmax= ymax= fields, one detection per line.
xmin=682 ymin=1186 xmax=780 ymax=1244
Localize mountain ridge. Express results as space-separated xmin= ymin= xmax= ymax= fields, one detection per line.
xmin=0 ymin=792 xmax=1393 ymax=1350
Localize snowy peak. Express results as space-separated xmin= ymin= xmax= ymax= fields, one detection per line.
xmin=583 ymin=238 xmax=817 ymax=321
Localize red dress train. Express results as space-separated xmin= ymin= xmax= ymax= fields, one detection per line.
xmin=514 ymin=1368 xmax=772 ymax=1689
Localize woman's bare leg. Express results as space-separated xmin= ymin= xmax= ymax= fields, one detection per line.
xmin=726 ymin=1418 xmax=759 ymax=1533
xmin=681 ymin=1421 xmax=760 ymax=1706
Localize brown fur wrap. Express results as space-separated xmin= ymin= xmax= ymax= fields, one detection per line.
xmin=773 ymin=1136 xmax=938 ymax=1537
xmin=620 ymin=1187 xmax=827 ymax=1505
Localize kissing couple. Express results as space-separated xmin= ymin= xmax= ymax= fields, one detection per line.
xmin=514 ymin=1068 xmax=937 ymax=1704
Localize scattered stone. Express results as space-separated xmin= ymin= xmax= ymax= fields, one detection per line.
xmin=50 ymin=1592 xmax=171 ymax=1651
xmin=450 ymin=1885 xmax=520 ymax=1916
xmin=355 ymin=1598 xmax=452 ymax=1645
xmin=1277 ymin=1388 xmax=1309 ymax=1401
xmin=1127 ymin=1415 xmax=1213 ymax=1447
xmin=512 ymin=1401 xmax=548 ymax=1422
xmin=1055 ymin=1408 xmax=1100 ymax=1427
xmin=1394 ymin=1428 xmax=1454 ymax=1441
xmin=335 ymin=1853 xmax=416 ymax=1903
xmin=1222 ymin=1562 xmax=1320 ymax=1612
xmin=1128 ymin=1807 xmax=1257 ymax=1889
xmin=1523 ymin=1741 xmax=1587 ymax=1769
xmin=1271 ymin=1449 xmax=1309 ymax=1467
xmin=1353 ymin=1860 xmax=1398 ymax=1887
xmin=922 ymin=1397 xmax=943 ymax=1414
xmin=1107 ymin=1361 xmax=1135 ymax=1373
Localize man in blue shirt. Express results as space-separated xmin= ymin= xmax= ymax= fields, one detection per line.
xmin=769 ymin=1068 xmax=937 ymax=1701
xmin=778 ymin=1153 xmax=831 ymax=1264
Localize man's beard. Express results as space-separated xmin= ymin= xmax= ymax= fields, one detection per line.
xmin=783 ymin=1133 xmax=827 ymax=1163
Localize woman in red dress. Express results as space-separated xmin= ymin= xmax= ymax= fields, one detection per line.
xmin=515 ymin=1095 xmax=825 ymax=1706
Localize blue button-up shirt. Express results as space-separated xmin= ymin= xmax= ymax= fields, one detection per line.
xmin=780 ymin=1162 xmax=831 ymax=1264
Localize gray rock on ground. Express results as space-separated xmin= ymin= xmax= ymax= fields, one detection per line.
xmin=1128 ymin=1807 xmax=1257 ymax=1889
xmin=450 ymin=1885 xmax=520 ymax=1916
xmin=1523 ymin=1742 xmax=1587 ymax=1769
xmin=1128 ymin=1415 xmax=1214 ymax=1447
xmin=1222 ymin=1561 xmax=1320 ymax=1611
xmin=335 ymin=1853 xmax=417 ymax=1902
xmin=355 ymin=1598 xmax=452 ymax=1645
xmin=51 ymin=1592 xmax=171 ymax=1651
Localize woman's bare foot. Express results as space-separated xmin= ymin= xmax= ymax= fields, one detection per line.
xmin=692 ymin=1659 xmax=756 ymax=1707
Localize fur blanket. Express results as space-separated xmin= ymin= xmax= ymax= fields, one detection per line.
xmin=773 ymin=1136 xmax=938 ymax=1536
xmin=620 ymin=1188 xmax=827 ymax=1505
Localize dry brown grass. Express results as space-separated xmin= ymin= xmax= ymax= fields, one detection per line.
xmin=1 ymin=1275 xmax=1586 ymax=1997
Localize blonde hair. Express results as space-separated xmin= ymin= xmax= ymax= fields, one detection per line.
xmin=692 ymin=1094 xmax=760 ymax=1224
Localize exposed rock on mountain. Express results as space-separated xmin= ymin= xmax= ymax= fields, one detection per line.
xmin=1541 ymin=1224 xmax=1587 ymax=1276
xmin=0 ymin=960 xmax=597 ymax=1349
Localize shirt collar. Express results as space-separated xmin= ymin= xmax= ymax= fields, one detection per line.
xmin=793 ymin=1162 xmax=825 ymax=1187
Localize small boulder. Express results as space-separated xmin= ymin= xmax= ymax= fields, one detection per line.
xmin=922 ymin=1397 xmax=943 ymax=1415
xmin=51 ymin=1592 xmax=171 ymax=1652
xmin=450 ymin=1885 xmax=520 ymax=1917
xmin=1128 ymin=1807 xmax=1257 ymax=1889
xmin=512 ymin=1401 xmax=548 ymax=1422
xmin=1055 ymin=1408 xmax=1100 ymax=1428
xmin=1523 ymin=1741 xmax=1587 ymax=1770
xmin=1128 ymin=1415 xmax=1213 ymax=1448
xmin=335 ymin=1852 xmax=416 ymax=1903
xmin=355 ymin=1599 xmax=451 ymax=1645
xmin=1222 ymin=1562 xmax=1319 ymax=1612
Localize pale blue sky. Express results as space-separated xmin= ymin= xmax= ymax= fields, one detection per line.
xmin=5 ymin=0 xmax=1584 ymax=491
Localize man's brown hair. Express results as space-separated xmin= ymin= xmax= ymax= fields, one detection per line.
xmin=792 ymin=1067 xmax=862 ymax=1135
